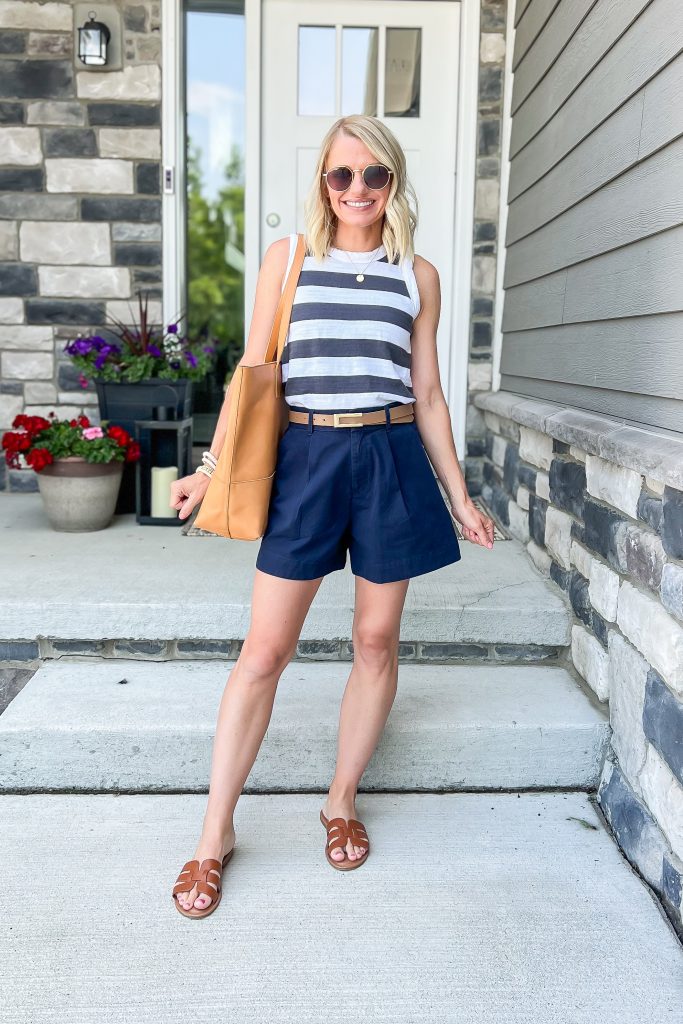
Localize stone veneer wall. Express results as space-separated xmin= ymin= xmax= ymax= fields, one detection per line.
xmin=0 ymin=0 xmax=162 ymax=492
xmin=474 ymin=388 xmax=683 ymax=938
xmin=464 ymin=0 xmax=507 ymax=498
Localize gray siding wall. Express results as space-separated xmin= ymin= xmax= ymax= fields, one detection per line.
xmin=500 ymin=0 xmax=683 ymax=433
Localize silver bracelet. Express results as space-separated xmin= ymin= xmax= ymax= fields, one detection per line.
xmin=196 ymin=464 xmax=213 ymax=479
xmin=202 ymin=450 xmax=218 ymax=467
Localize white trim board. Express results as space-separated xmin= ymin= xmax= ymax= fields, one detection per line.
xmin=448 ymin=0 xmax=480 ymax=454
xmin=161 ymin=0 xmax=186 ymax=326
xmin=492 ymin=0 xmax=516 ymax=393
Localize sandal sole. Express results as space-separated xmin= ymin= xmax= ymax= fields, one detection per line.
xmin=320 ymin=809 xmax=370 ymax=871
xmin=172 ymin=847 xmax=234 ymax=918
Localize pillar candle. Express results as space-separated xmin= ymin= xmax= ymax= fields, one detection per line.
xmin=151 ymin=465 xmax=178 ymax=518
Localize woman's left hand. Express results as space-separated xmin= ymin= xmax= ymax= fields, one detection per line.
xmin=449 ymin=496 xmax=495 ymax=549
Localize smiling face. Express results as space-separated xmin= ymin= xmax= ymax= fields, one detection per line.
xmin=323 ymin=133 xmax=391 ymax=250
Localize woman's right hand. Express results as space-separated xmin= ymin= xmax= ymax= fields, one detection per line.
xmin=170 ymin=470 xmax=211 ymax=520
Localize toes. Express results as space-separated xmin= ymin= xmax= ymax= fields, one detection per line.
xmin=331 ymin=847 xmax=345 ymax=860
xmin=175 ymin=885 xmax=216 ymax=912
xmin=194 ymin=886 xmax=216 ymax=909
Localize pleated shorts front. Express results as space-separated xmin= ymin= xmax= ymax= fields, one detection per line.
xmin=255 ymin=400 xmax=462 ymax=584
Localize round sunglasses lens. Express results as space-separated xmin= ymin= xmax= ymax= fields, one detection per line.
xmin=364 ymin=165 xmax=390 ymax=189
xmin=326 ymin=167 xmax=353 ymax=190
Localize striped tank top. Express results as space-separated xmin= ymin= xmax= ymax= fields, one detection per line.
xmin=279 ymin=232 xmax=421 ymax=410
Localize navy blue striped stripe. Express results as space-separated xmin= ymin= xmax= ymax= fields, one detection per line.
xmin=290 ymin=302 xmax=413 ymax=332
xmin=296 ymin=268 xmax=409 ymax=297
xmin=281 ymin=337 xmax=411 ymax=369
xmin=284 ymin=375 xmax=415 ymax=398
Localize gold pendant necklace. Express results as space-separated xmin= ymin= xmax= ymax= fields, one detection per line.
xmin=340 ymin=243 xmax=383 ymax=282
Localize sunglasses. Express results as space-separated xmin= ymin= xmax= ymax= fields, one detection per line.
xmin=323 ymin=163 xmax=393 ymax=192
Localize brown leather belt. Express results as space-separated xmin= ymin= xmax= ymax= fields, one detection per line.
xmin=288 ymin=405 xmax=415 ymax=428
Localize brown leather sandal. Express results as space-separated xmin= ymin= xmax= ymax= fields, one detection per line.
xmin=320 ymin=809 xmax=370 ymax=871
xmin=172 ymin=848 xmax=234 ymax=919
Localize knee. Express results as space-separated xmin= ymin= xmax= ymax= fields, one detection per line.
xmin=351 ymin=626 xmax=398 ymax=671
xmin=238 ymin=633 xmax=293 ymax=684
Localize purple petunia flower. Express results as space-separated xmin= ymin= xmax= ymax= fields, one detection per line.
xmin=185 ymin=351 xmax=198 ymax=367
xmin=167 ymin=323 xmax=179 ymax=334
xmin=202 ymin=345 xmax=215 ymax=355
xmin=147 ymin=344 xmax=162 ymax=358
xmin=66 ymin=337 xmax=93 ymax=356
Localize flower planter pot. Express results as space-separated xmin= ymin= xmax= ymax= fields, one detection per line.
xmin=36 ymin=456 xmax=124 ymax=532
xmin=95 ymin=378 xmax=193 ymax=428
xmin=95 ymin=378 xmax=193 ymax=514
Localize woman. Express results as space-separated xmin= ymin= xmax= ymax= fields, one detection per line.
xmin=170 ymin=114 xmax=494 ymax=918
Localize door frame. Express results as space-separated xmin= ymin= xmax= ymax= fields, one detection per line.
xmin=161 ymin=0 xmax=480 ymax=455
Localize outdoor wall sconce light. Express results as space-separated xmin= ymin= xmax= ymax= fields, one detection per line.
xmin=134 ymin=412 xmax=194 ymax=526
xmin=78 ymin=10 xmax=111 ymax=66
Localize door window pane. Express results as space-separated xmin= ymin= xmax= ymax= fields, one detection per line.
xmin=298 ymin=26 xmax=336 ymax=115
xmin=384 ymin=27 xmax=421 ymax=117
xmin=341 ymin=27 xmax=377 ymax=115
xmin=185 ymin=3 xmax=245 ymax=443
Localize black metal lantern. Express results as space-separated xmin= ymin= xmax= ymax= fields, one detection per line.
xmin=134 ymin=413 xmax=193 ymax=525
xmin=78 ymin=11 xmax=111 ymax=66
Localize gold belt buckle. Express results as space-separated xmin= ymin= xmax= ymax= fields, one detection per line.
xmin=332 ymin=411 xmax=364 ymax=427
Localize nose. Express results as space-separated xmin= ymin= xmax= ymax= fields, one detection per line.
xmin=345 ymin=170 xmax=371 ymax=196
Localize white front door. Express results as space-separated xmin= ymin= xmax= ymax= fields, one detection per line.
xmin=261 ymin=0 xmax=462 ymax=411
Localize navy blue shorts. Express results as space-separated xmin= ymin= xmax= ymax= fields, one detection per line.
xmin=255 ymin=401 xmax=462 ymax=584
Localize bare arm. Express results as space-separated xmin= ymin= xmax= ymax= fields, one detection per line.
xmin=411 ymin=255 xmax=494 ymax=550
xmin=170 ymin=236 xmax=291 ymax=520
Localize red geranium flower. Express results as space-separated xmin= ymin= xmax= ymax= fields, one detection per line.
xmin=125 ymin=441 xmax=141 ymax=462
xmin=26 ymin=447 xmax=53 ymax=472
xmin=12 ymin=414 xmax=51 ymax=437
xmin=2 ymin=430 xmax=31 ymax=454
xmin=107 ymin=425 xmax=130 ymax=447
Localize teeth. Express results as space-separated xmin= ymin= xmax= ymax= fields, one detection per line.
xmin=345 ymin=201 xmax=373 ymax=207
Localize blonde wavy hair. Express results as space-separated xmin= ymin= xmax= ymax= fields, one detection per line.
xmin=302 ymin=115 xmax=418 ymax=265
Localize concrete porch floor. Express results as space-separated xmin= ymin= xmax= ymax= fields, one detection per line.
xmin=0 ymin=493 xmax=569 ymax=646
xmin=1 ymin=791 xmax=681 ymax=1023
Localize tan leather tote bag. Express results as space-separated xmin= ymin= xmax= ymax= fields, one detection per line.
xmin=193 ymin=233 xmax=306 ymax=540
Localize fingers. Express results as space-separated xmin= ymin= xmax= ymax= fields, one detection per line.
xmin=462 ymin=515 xmax=494 ymax=548
xmin=178 ymin=493 xmax=199 ymax=519
xmin=170 ymin=474 xmax=206 ymax=513
xmin=169 ymin=481 xmax=188 ymax=510
xmin=178 ymin=479 xmax=210 ymax=518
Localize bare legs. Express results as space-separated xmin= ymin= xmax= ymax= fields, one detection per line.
xmin=321 ymin=575 xmax=410 ymax=862
xmin=175 ymin=569 xmax=410 ymax=911
xmin=175 ymin=568 xmax=325 ymax=912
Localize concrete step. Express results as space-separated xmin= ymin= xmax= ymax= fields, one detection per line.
xmin=0 ymin=658 xmax=609 ymax=792
xmin=0 ymin=494 xmax=571 ymax=652
xmin=2 ymin=791 xmax=681 ymax=1022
